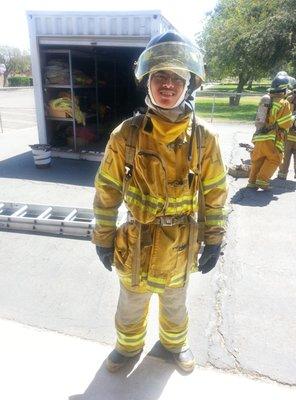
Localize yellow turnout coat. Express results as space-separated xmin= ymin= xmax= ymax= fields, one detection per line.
xmin=93 ymin=112 xmax=227 ymax=292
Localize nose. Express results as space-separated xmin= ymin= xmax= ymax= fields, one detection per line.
xmin=162 ymin=77 xmax=174 ymax=87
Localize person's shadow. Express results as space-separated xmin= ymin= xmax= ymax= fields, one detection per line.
xmin=69 ymin=342 xmax=178 ymax=400
xmin=231 ymin=178 xmax=296 ymax=207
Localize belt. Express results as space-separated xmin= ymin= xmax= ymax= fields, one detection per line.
xmin=127 ymin=212 xmax=190 ymax=226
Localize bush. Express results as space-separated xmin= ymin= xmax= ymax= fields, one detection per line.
xmin=8 ymin=76 xmax=33 ymax=87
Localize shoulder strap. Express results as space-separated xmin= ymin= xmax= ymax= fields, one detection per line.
xmin=122 ymin=114 xmax=145 ymax=197
xmin=195 ymin=123 xmax=206 ymax=244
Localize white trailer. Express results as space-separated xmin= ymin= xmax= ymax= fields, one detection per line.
xmin=27 ymin=10 xmax=174 ymax=160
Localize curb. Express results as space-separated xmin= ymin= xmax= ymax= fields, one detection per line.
xmin=0 ymin=86 xmax=33 ymax=91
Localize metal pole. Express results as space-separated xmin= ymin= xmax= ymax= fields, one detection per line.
xmin=69 ymin=49 xmax=77 ymax=152
xmin=211 ymin=94 xmax=216 ymax=123
xmin=95 ymin=55 xmax=99 ymax=138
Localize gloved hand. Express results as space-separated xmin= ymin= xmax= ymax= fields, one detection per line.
xmin=96 ymin=246 xmax=114 ymax=271
xmin=198 ymin=244 xmax=221 ymax=274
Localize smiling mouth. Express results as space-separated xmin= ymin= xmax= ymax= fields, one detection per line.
xmin=159 ymin=90 xmax=175 ymax=97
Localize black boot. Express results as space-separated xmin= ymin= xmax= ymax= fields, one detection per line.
xmin=106 ymin=349 xmax=131 ymax=372
xmin=172 ymin=348 xmax=195 ymax=373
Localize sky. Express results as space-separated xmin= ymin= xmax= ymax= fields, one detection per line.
xmin=0 ymin=0 xmax=218 ymax=51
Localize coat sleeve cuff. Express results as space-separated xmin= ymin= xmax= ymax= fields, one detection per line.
xmin=92 ymin=227 xmax=116 ymax=248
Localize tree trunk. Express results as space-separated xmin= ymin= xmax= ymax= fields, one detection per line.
xmin=3 ymin=71 xmax=9 ymax=87
xmin=231 ymin=73 xmax=249 ymax=106
xmin=246 ymin=79 xmax=253 ymax=90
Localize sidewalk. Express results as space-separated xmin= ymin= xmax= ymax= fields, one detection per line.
xmin=1 ymin=318 xmax=294 ymax=400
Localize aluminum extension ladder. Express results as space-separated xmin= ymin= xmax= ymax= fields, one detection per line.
xmin=0 ymin=202 xmax=95 ymax=239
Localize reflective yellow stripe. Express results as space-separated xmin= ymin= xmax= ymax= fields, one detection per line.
xmin=277 ymin=113 xmax=292 ymax=124
xmin=256 ymin=179 xmax=268 ymax=186
xmin=128 ymin=185 xmax=163 ymax=206
xmin=252 ymin=133 xmax=276 ymax=142
xmin=166 ymin=204 xmax=196 ymax=214
xmin=170 ymin=271 xmax=186 ymax=283
xmin=159 ymin=326 xmax=188 ymax=339
xmin=147 ymin=274 xmax=166 ymax=292
xmin=126 ymin=185 xmax=198 ymax=215
xmin=202 ymin=171 xmax=227 ymax=191
xmin=206 ymin=219 xmax=226 ymax=227
xmin=272 ymin=102 xmax=281 ymax=110
xmin=94 ymin=207 xmax=117 ymax=226
xmin=287 ymin=135 xmax=296 ymax=142
xmin=206 ymin=214 xmax=226 ymax=222
xmin=117 ymin=330 xmax=146 ymax=342
xmin=159 ymin=327 xmax=188 ymax=344
xmin=94 ymin=207 xmax=117 ymax=217
xmin=117 ymin=333 xmax=146 ymax=346
xmin=95 ymin=219 xmax=117 ymax=227
xmin=205 ymin=209 xmax=227 ymax=226
xmin=96 ymin=170 xmax=122 ymax=190
xmin=126 ymin=193 xmax=161 ymax=216
xmin=275 ymin=142 xmax=284 ymax=152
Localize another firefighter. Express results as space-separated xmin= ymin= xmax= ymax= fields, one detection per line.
xmin=247 ymin=76 xmax=293 ymax=190
xmin=92 ymin=31 xmax=227 ymax=373
xmin=278 ymin=81 xmax=296 ymax=179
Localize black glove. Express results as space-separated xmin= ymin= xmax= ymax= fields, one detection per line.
xmin=96 ymin=246 xmax=114 ymax=271
xmin=198 ymin=244 xmax=221 ymax=274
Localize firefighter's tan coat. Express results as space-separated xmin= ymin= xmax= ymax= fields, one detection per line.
xmin=249 ymin=96 xmax=293 ymax=187
xmin=93 ymin=114 xmax=227 ymax=293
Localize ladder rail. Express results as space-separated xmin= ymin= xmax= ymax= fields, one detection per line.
xmin=0 ymin=202 xmax=95 ymax=239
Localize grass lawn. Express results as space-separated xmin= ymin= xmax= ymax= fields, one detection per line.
xmin=209 ymin=83 xmax=269 ymax=93
xmin=195 ymin=95 xmax=260 ymax=122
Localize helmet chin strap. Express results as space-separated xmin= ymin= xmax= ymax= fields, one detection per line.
xmin=147 ymin=70 xmax=191 ymax=109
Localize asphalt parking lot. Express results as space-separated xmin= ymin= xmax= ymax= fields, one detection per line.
xmin=0 ymin=87 xmax=36 ymax=131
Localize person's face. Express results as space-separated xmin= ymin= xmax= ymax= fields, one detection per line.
xmin=150 ymin=70 xmax=186 ymax=108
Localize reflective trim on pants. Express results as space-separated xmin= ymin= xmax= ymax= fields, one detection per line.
xmin=115 ymin=281 xmax=189 ymax=356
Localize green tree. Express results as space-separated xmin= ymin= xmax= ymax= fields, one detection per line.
xmin=201 ymin=0 xmax=296 ymax=95
xmin=0 ymin=46 xmax=31 ymax=86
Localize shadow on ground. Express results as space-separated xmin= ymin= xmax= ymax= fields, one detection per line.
xmin=69 ymin=342 xmax=176 ymax=400
xmin=0 ymin=151 xmax=99 ymax=187
xmin=230 ymin=178 xmax=296 ymax=207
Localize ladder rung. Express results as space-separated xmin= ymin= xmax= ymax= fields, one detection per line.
xmin=11 ymin=205 xmax=28 ymax=217
xmin=64 ymin=209 xmax=77 ymax=221
xmin=37 ymin=207 xmax=52 ymax=220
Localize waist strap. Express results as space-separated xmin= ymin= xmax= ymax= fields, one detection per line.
xmin=127 ymin=213 xmax=191 ymax=226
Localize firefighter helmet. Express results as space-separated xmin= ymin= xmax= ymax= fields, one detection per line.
xmin=134 ymin=30 xmax=205 ymax=93
xmin=275 ymin=71 xmax=296 ymax=89
xmin=275 ymin=71 xmax=288 ymax=78
xmin=268 ymin=76 xmax=289 ymax=93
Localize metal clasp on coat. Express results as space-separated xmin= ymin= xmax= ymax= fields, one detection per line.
xmin=159 ymin=216 xmax=174 ymax=226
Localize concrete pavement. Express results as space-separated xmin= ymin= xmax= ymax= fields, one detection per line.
xmin=1 ymin=317 xmax=295 ymax=400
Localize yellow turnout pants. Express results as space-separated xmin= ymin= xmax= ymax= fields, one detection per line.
xmin=249 ymin=140 xmax=282 ymax=186
xmin=278 ymin=140 xmax=296 ymax=178
xmin=115 ymin=282 xmax=189 ymax=356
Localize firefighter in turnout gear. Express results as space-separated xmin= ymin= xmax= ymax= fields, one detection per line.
xmin=277 ymin=80 xmax=296 ymax=179
xmin=247 ymin=76 xmax=293 ymax=190
xmin=92 ymin=31 xmax=228 ymax=373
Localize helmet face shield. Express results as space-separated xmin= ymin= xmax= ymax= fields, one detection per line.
xmin=135 ymin=41 xmax=205 ymax=86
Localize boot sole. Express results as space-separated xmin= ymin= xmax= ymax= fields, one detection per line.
xmin=175 ymin=360 xmax=195 ymax=373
